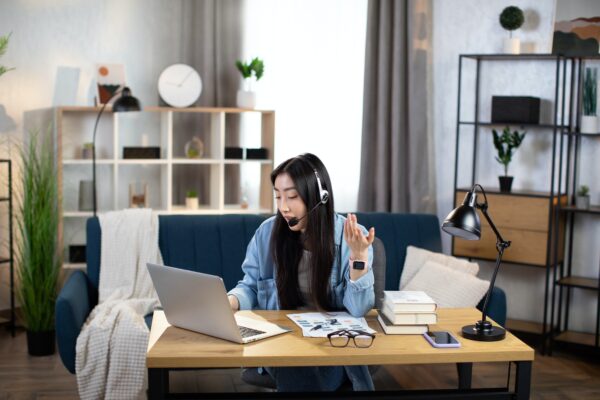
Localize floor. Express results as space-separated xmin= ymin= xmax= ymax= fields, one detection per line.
xmin=1 ymin=327 xmax=600 ymax=399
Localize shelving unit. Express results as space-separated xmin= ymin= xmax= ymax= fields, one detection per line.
xmin=452 ymin=54 xmax=571 ymax=353
xmin=551 ymin=57 xmax=600 ymax=350
xmin=0 ymin=159 xmax=14 ymax=337
xmin=38 ymin=106 xmax=276 ymax=268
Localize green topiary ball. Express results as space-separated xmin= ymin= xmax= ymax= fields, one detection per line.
xmin=499 ymin=6 xmax=524 ymax=31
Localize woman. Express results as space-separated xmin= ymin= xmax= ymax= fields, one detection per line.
xmin=227 ymin=153 xmax=376 ymax=392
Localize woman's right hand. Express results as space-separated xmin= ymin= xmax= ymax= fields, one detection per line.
xmin=228 ymin=295 xmax=240 ymax=311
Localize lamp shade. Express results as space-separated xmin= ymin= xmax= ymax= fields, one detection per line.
xmin=112 ymin=87 xmax=141 ymax=112
xmin=442 ymin=191 xmax=481 ymax=241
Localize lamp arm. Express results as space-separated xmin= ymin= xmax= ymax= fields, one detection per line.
xmin=92 ymin=91 xmax=121 ymax=216
xmin=476 ymin=206 xmax=510 ymax=323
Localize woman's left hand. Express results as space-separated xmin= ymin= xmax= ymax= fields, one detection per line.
xmin=344 ymin=213 xmax=375 ymax=280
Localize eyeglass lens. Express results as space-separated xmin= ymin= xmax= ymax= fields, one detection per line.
xmin=329 ymin=332 xmax=373 ymax=348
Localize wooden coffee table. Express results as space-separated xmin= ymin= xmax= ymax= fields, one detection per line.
xmin=147 ymin=308 xmax=534 ymax=399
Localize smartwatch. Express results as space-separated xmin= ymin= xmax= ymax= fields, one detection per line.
xmin=352 ymin=260 xmax=366 ymax=270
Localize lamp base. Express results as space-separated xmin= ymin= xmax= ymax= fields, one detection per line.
xmin=461 ymin=320 xmax=506 ymax=341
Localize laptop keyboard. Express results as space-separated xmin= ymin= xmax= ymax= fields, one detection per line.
xmin=238 ymin=325 xmax=266 ymax=338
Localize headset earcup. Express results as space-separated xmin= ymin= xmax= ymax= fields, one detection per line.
xmin=321 ymin=190 xmax=329 ymax=204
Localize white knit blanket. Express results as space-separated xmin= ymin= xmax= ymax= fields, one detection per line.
xmin=76 ymin=209 xmax=163 ymax=400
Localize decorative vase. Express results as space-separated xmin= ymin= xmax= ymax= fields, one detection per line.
xmin=236 ymin=90 xmax=257 ymax=109
xmin=184 ymin=137 xmax=204 ymax=159
xmin=503 ymin=38 xmax=520 ymax=54
xmin=498 ymin=176 xmax=513 ymax=192
xmin=575 ymin=195 xmax=590 ymax=209
xmin=185 ymin=197 xmax=199 ymax=210
xmin=580 ymin=115 xmax=598 ymax=134
xmin=26 ymin=330 xmax=55 ymax=356
xmin=129 ymin=182 xmax=148 ymax=208
xmin=78 ymin=180 xmax=94 ymax=211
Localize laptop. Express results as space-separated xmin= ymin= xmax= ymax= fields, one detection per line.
xmin=147 ymin=263 xmax=290 ymax=344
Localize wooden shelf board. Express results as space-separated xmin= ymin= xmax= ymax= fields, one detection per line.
xmin=145 ymin=106 xmax=275 ymax=114
xmin=63 ymin=263 xmax=86 ymax=270
xmin=63 ymin=211 xmax=93 ymax=218
xmin=505 ymin=319 xmax=544 ymax=335
xmin=171 ymin=158 xmax=221 ymax=165
xmin=557 ymin=276 xmax=599 ymax=290
xmin=63 ymin=159 xmax=113 ymax=165
xmin=555 ymin=331 xmax=598 ymax=347
xmin=456 ymin=187 xmax=565 ymax=198
xmin=223 ymin=159 xmax=273 ymax=165
xmin=117 ymin=159 xmax=168 ymax=165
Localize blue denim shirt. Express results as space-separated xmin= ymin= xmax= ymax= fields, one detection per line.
xmin=228 ymin=213 xmax=375 ymax=391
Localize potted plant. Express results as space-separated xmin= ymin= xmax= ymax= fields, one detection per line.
xmin=576 ymin=185 xmax=590 ymax=209
xmin=492 ymin=126 xmax=526 ymax=192
xmin=0 ymin=32 xmax=14 ymax=78
xmin=16 ymin=129 xmax=61 ymax=356
xmin=499 ymin=6 xmax=524 ymax=54
xmin=235 ymin=57 xmax=264 ymax=109
xmin=186 ymin=189 xmax=199 ymax=210
xmin=581 ymin=67 xmax=598 ymax=134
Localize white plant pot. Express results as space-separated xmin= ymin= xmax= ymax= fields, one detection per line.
xmin=580 ymin=115 xmax=598 ymax=134
xmin=575 ymin=195 xmax=590 ymax=210
xmin=503 ymin=38 xmax=520 ymax=54
xmin=237 ymin=90 xmax=256 ymax=109
xmin=185 ymin=197 xmax=198 ymax=210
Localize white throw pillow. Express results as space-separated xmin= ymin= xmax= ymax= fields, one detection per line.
xmin=403 ymin=260 xmax=490 ymax=308
xmin=399 ymin=245 xmax=479 ymax=289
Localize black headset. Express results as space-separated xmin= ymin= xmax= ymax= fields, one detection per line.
xmin=297 ymin=155 xmax=329 ymax=205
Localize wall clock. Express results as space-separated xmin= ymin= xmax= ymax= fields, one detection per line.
xmin=158 ymin=64 xmax=202 ymax=108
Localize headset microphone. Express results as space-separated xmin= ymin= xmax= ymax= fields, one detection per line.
xmin=287 ymin=201 xmax=322 ymax=228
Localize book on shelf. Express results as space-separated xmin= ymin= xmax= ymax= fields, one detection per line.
xmin=383 ymin=290 xmax=437 ymax=313
xmin=380 ymin=304 xmax=437 ymax=325
xmin=377 ymin=312 xmax=428 ymax=335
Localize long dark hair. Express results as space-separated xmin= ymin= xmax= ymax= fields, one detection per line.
xmin=270 ymin=153 xmax=336 ymax=311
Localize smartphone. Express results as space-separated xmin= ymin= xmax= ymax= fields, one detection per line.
xmin=423 ymin=331 xmax=461 ymax=348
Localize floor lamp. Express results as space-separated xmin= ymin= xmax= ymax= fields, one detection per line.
xmin=92 ymin=87 xmax=141 ymax=216
xmin=442 ymin=184 xmax=511 ymax=341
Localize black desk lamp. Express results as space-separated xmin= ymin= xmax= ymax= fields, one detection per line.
xmin=91 ymin=87 xmax=141 ymax=216
xmin=442 ymin=184 xmax=510 ymax=341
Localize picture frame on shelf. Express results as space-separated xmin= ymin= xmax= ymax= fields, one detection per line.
xmin=552 ymin=1 xmax=600 ymax=56
xmin=96 ymin=63 xmax=126 ymax=105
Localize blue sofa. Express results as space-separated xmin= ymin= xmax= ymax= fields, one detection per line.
xmin=56 ymin=213 xmax=506 ymax=374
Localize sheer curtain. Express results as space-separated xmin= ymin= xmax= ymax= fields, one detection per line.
xmin=358 ymin=0 xmax=436 ymax=213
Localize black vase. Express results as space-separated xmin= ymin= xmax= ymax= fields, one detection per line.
xmin=498 ymin=176 xmax=514 ymax=193
xmin=26 ymin=330 xmax=56 ymax=356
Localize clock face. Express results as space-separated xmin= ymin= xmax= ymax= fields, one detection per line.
xmin=158 ymin=64 xmax=202 ymax=108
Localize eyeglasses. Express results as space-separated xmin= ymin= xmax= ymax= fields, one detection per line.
xmin=327 ymin=329 xmax=375 ymax=348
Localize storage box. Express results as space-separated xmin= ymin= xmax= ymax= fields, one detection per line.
xmin=69 ymin=245 xmax=86 ymax=263
xmin=245 ymin=148 xmax=268 ymax=159
xmin=491 ymin=96 xmax=540 ymax=124
xmin=123 ymin=147 xmax=161 ymax=159
xmin=225 ymin=147 xmax=244 ymax=159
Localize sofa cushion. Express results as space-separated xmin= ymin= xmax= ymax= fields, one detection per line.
xmin=404 ymin=260 xmax=489 ymax=308
xmin=399 ymin=245 xmax=479 ymax=289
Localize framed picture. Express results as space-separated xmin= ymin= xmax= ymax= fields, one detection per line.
xmin=552 ymin=1 xmax=600 ymax=56
xmin=96 ymin=63 xmax=126 ymax=105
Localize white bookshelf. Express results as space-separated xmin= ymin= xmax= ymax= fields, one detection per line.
xmin=45 ymin=106 xmax=275 ymax=267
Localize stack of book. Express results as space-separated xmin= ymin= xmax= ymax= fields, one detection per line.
xmin=377 ymin=290 xmax=437 ymax=334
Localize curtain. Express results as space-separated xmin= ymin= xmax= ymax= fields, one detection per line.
xmin=175 ymin=0 xmax=244 ymax=205
xmin=358 ymin=0 xmax=435 ymax=213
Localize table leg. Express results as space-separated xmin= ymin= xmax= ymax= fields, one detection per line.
xmin=514 ymin=361 xmax=532 ymax=400
xmin=456 ymin=362 xmax=473 ymax=389
xmin=148 ymin=368 xmax=169 ymax=400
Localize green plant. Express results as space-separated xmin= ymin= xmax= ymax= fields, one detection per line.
xmin=492 ymin=126 xmax=526 ymax=176
xmin=583 ymin=67 xmax=597 ymax=116
xmin=235 ymin=57 xmax=264 ymax=81
xmin=16 ymin=128 xmax=60 ymax=333
xmin=186 ymin=190 xmax=198 ymax=198
xmin=83 ymin=142 xmax=94 ymax=149
xmin=577 ymin=185 xmax=589 ymax=197
xmin=499 ymin=6 xmax=524 ymax=36
xmin=0 ymin=32 xmax=14 ymax=77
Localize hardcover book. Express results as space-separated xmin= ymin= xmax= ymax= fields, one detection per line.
xmin=380 ymin=304 xmax=437 ymax=325
xmin=377 ymin=312 xmax=428 ymax=335
xmin=383 ymin=290 xmax=437 ymax=313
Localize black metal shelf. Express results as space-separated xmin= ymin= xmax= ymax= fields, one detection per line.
xmin=461 ymin=53 xmax=567 ymax=61
xmin=0 ymin=159 xmax=14 ymax=337
xmin=556 ymin=276 xmax=599 ymax=291
xmin=562 ymin=131 xmax=600 ymax=137
xmin=458 ymin=121 xmax=567 ymax=129
xmin=456 ymin=187 xmax=565 ymax=199
xmin=560 ymin=205 xmax=600 ymax=215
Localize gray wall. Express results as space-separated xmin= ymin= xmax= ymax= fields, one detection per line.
xmin=433 ymin=0 xmax=600 ymax=332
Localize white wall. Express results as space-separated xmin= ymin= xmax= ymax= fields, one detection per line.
xmin=433 ymin=0 xmax=600 ymax=332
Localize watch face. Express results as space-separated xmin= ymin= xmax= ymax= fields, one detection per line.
xmin=353 ymin=261 xmax=366 ymax=270
xmin=158 ymin=64 xmax=202 ymax=108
